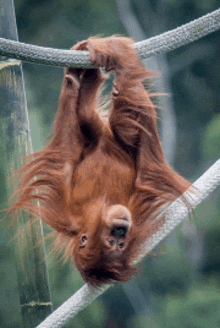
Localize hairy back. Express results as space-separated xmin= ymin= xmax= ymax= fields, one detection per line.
xmin=8 ymin=36 xmax=191 ymax=286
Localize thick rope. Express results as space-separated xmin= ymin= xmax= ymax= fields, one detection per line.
xmin=36 ymin=159 xmax=220 ymax=328
xmin=0 ymin=8 xmax=220 ymax=67
xmin=5 ymin=8 xmax=217 ymax=328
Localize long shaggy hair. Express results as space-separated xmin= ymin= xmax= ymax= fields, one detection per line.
xmin=8 ymin=36 xmax=191 ymax=286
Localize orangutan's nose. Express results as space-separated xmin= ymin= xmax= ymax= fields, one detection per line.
xmin=111 ymin=225 xmax=128 ymax=238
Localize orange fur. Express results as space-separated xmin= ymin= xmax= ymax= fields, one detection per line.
xmin=8 ymin=36 xmax=191 ymax=286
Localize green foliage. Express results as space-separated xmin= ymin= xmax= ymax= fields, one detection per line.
xmin=1 ymin=0 xmax=220 ymax=327
xmin=201 ymin=114 xmax=220 ymax=161
xmin=143 ymin=247 xmax=190 ymax=296
xmin=128 ymin=281 xmax=220 ymax=328
xmin=161 ymin=282 xmax=220 ymax=328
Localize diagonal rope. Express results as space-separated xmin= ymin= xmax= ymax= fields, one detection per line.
xmin=4 ymin=7 xmax=218 ymax=328
xmin=0 ymin=8 xmax=220 ymax=67
xmin=36 ymin=159 xmax=220 ymax=328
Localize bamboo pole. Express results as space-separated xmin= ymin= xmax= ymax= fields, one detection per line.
xmin=0 ymin=0 xmax=52 ymax=326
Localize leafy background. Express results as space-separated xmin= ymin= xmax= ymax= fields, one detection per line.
xmin=0 ymin=0 xmax=220 ymax=327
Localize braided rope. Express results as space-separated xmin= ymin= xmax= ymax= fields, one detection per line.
xmin=37 ymin=159 xmax=220 ymax=328
xmin=6 ymin=7 xmax=218 ymax=328
xmin=0 ymin=8 xmax=220 ymax=67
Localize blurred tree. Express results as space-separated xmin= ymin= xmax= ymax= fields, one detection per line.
xmin=1 ymin=0 xmax=220 ymax=327
xmin=201 ymin=114 xmax=220 ymax=161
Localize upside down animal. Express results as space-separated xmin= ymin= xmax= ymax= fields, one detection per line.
xmin=9 ymin=36 xmax=191 ymax=286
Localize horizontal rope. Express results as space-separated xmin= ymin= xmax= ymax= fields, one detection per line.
xmin=36 ymin=159 xmax=220 ymax=328
xmin=0 ymin=8 xmax=220 ymax=67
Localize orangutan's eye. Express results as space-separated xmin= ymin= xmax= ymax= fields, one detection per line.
xmin=118 ymin=241 xmax=124 ymax=248
xmin=108 ymin=239 xmax=115 ymax=245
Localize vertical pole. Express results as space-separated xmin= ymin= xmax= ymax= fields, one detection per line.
xmin=0 ymin=0 xmax=53 ymax=326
